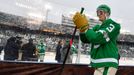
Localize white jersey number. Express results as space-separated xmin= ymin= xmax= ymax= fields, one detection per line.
xmin=106 ymin=24 xmax=115 ymax=32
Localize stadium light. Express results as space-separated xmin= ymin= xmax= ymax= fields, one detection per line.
xmin=15 ymin=2 xmax=35 ymax=10
xmin=44 ymin=3 xmax=52 ymax=27
xmin=45 ymin=3 xmax=52 ymax=11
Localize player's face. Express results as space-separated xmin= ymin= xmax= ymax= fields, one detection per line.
xmin=97 ymin=10 xmax=106 ymax=22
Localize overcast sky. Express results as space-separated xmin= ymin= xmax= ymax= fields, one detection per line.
xmin=0 ymin=0 xmax=134 ymax=34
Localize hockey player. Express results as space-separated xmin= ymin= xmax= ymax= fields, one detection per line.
xmin=37 ymin=40 xmax=46 ymax=62
xmin=73 ymin=4 xmax=121 ymax=75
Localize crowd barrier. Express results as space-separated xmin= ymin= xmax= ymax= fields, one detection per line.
xmin=0 ymin=60 xmax=134 ymax=75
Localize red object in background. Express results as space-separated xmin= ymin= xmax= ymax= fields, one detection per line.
xmin=69 ymin=39 xmax=73 ymax=47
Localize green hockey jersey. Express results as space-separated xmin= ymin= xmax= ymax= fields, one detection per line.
xmin=71 ymin=44 xmax=77 ymax=54
xmin=80 ymin=19 xmax=121 ymax=68
xmin=37 ymin=43 xmax=46 ymax=55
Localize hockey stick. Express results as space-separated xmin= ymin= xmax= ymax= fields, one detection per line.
xmin=59 ymin=7 xmax=84 ymax=75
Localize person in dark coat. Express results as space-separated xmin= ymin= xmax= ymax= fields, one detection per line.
xmin=55 ymin=40 xmax=62 ymax=63
xmin=21 ymin=38 xmax=37 ymax=61
xmin=4 ymin=37 xmax=20 ymax=60
xmin=60 ymin=40 xmax=73 ymax=64
xmin=0 ymin=46 xmax=3 ymax=54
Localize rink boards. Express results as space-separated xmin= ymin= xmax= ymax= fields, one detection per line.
xmin=0 ymin=60 xmax=134 ymax=75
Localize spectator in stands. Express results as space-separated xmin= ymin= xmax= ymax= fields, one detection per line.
xmin=73 ymin=4 xmax=121 ymax=75
xmin=21 ymin=38 xmax=37 ymax=61
xmin=4 ymin=37 xmax=21 ymax=60
xmin=55 ymin=40 xmax=63 ymax=63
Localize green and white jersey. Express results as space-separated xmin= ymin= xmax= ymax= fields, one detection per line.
xmin=80 ymin=19 xmax=121 ymax=68
xmin=37 ymin=43 xmax=46 ymax=55
xmin=71 ymin=44 xmax=77 ymax=54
